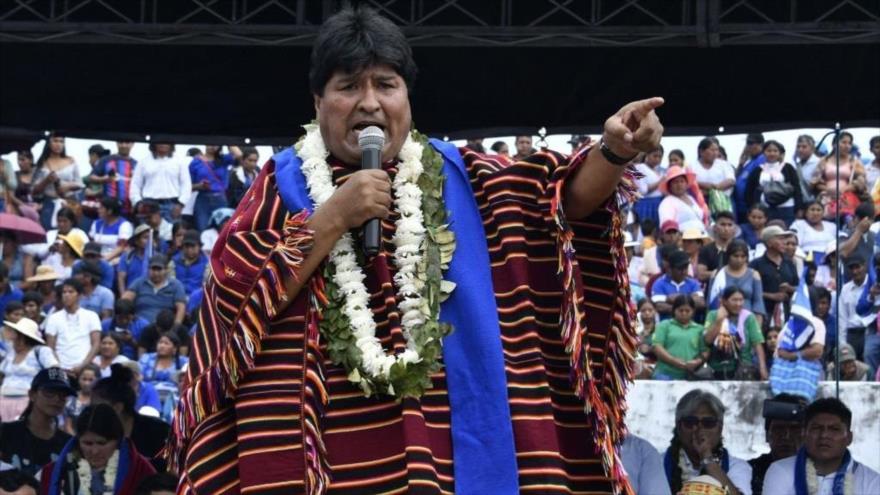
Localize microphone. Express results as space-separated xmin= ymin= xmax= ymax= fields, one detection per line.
xmin=358 ymin=126 xmax=386 ymax=256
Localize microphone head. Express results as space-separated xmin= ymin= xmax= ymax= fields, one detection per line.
xmin=358 ymin=126 xmax=386 ymax=151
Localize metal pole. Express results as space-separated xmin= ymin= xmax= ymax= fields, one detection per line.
xmin=834 ymin=122 xmax=841 ymax=399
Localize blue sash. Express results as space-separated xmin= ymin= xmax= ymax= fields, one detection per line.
xmin=273 ymin=139 xmax=519 ymax=494
xmin=48 ymin=438 xmax=132 ymax=494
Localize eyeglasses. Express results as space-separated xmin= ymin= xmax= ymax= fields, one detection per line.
xmin=680 ymin=416 xmax=720 ymax=429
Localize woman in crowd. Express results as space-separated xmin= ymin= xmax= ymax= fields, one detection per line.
xmin=92 ymin=333 xmax=129 ymax=378
xmin=0 ymin=318 xmax=58 ymax=421
xmin=40 ymin=404 xmax=155 ymax=495
xmin=681 ymin=228 xmax=707 ymax=281
xmin=10 ymin=149 xmax=40 ymax=221
xmin=690 ymin=137 xmax=735 ymax=217
xmin=117 ymin=225 xmax=150 ymax=291
xmin=662 ymin=389 xmax=751 ymax=495
xmin=0 ymin=230 xmax=34 ymax=287
xmin=88 ymin=197 xmax=132 ymax=263
xmin=706 ymin=240 xmax=765 ymax=324
xmin=635 ymin=298 xmax=659 ymax=379
xmin=633 ymin=145 xmax=665 ymax=227
xmin=43 ymin=231 xmax=87 ymax=283
xmin=658 ymin=166 xmax=708 ymax=232
xmin=63 ymin=363 xmax=99 ymax=434
xmin=189 ymin=145 xmax=239 ymax=232
xmin=32 ymin=133 xmax=84 ymax=230
xmin=745 ymin=140 xmax=803 ymax=227
xmin=668 ymin=149 xmax=685 ymax=168
xmin=811 ymin=131 xmax=867 ymax=220
xmin=650 ymin=295 xmax=709 ymax=380
xmin=137 ymin=332 xmax=188 ymax=411
xmin=0 ymin=367 xmax=73 ymax=478
xmin=20 ymin=208 xmax=86 ymax=271
xmin=703 ymin=286 xmax=768 ymax=380
xmin=737 ymin=203 xmax=768 ymax=251
xmin=789 ymin=200 xmax=837 ymax=260
xmin=91 ymin=365 xmax=170 ymax=472
xmin=227 ymin=146 xmax=261 ymax=206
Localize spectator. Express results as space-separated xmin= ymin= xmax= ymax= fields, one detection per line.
xmin=88 ymin=141 xmax=138 ymax=217
xmin=0 ymin=230 xmax=34 ymax=288
xmin=837 ymin=202 xmax=876 ymax=266
xmin=769 ymin=309 xmax=825 ymax=401
xmin=464 ymin=138 xmax=485 ymax=153
xmin=164 ymin=221 xmax=188 ymax=261
xmin=138 ymin=332 xmax=188 ymax=417
xmin=511 ymin=135 xmax=535 ymax=161
xmin=44 ymin=230 xmax=87 ymax=283
xmin=639 ymin=221 xmax=681 ymax=286
xmin=633 ymin=145 xmax=665 ymax=227
xmin=0 ymin=264 xmax=23 ymax=319
xmin=738 ymin=203 xmax=768 ymax=253
xmin=867 ymin=135 xmax=880 ymax=195
xmin=62 ymin=362 xmax=99 ymax=434
xmin=749 ymin=395 xmax=806 ymax=495
xmin=4 ymin=301 xmax=24 ymax=324
xmin=690 ymin=137 xmax=735 ymax=217
xmin=200 ymin=207 xmax=234 ymax=256
xmin=92 ymin=333 xmax=129 ymax=378
xmin=813 ymin=241 xmax=839 ymax=295
xmin=135 ymin=472 xmax=179 ymax=495
xmin=681 ymin=227 xmax=708 ymax=282
xmin=43 ymin=278 xmax=101 ymax=375
xmin=21 ymin=291 xmax=46 ymax=328
xmin=810 ymin=287 xmax=838 ymax=360
xmin=746 ymin=140 xmax=803 ymax=227
xmin=91 ymin=364 xmax=170 ymax=472
xmin=762 ymin=398 xmax=879 ymax=495
xmin=668 ymin=149 xmax=685 ymax=168
xmin=9 ymin=149 xmax=40 ymax=222
xmin=20 ymin=208 xmax=86 ymax=265
xmin=750 ymin=226 xmax=798 ymax=324
xmin=698 ymin=212 xmax=737 ymax=282
xmin=137 ymin=309 xmax=190 ymax=357
xmin=793 ymin=134 xmax=820 ymax=200
xmin=0 ymin=318 xmax=58 ymax=421
xmin=129 ymin=142 xmax=192 ymax=222
xmin=22 ymin=266 xmax=59 ymax=314
xmin=836 ymin=254 xmax=871 ymax=360
xmin=31 ymin=133 xmax=83 ymax=229
xmin=0 ymin=468 xmax=39 ymax=495
xmin=707 ymin=240 xmax=766 ymax=321
xmin=171 ymin=231 xmax=208 ymax=295
xmin=489 ymin=140 xmax=510 ymax=160
xmin=102 ymin=299 xmax=149 ymax=360
xmin=117 ymin=224 xmax=151 ymax=291
xmin=88 ymin=197 xmax=132 ymax=262
xmin=662 ymin=389 xmax=752 ymax=495
xmin=703 ymin=286 xmax=768 ymax=380
xmin=651 ymin=251 xmax=705 ymax=318
xmin=620 ymin=433 xmax=671 ymax=495
xmin=812 ymin=132 xmax=867 ymax=220
xmin=790 ymin=200 xmax=837 ymax=261
xmin=658 ymin=166 xmax=708 ymax=233
xmin=826 ymin=342 xmax=871 ymax=381
xmin=76 ymin=242 xmax=115 ymax=290
xmin=73 ymin=260 xmax=114 ymax=320
xmin=118 ymin=361 xmax=161 ymax=417
xmin=650 ymin=295 xmax=708 ymax=380
xmin=784 ymin=233 xmax=805 ymax=276
xmin=39 ymin=403 xmax=156 ymax=494
xmin=122 ymin=254 xmax=186 ymax=325
xmin=134 ymin=199 xmax=173 ymax=245
xmin=0 ymin=367 xmax=73 ymax=477
xmin=863 ymin=253 xmax=880 ymax=374
xmin=227 ymin=147 xmax=260 ymax=206
xmin=635 ymin=299 xmax=659 ymax=379
xmin=190 ymin=145 xmax=241 ymax=231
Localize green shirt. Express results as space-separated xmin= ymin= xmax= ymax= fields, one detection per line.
xmin=704 ymin=310 xmax=764 ymax=373
xmin=652 ymin=319 xmax=707 ymax=379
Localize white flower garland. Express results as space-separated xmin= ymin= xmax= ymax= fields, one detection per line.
xmin=805 ymin=457 xmax=854 ymax=495
xmin=75 ymin=449 xmax=119 ymax=495
xmin=298 ymin=123 xmax=426 ymax=384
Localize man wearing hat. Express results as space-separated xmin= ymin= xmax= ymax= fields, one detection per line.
xmin=750 ymin=225 xmax=799 ymax=325
xmin=836 ymin=254 xmax=872 ymax=361
xmin=43 ymin=278 xmax=101 ymax=375
xmin=76 ymin=242 xmax=114 ymax=290
xmin=121 ymin=254 xmax=186 ymax=324
xmin=825 ymin=343 xmax=871 ymax=381
xmin=170 ymin=231 xmax=208 ymax=295
xmin=0 ymin=367 xmax=73 ymax=477
xmin=135 ymin=199 xmax=173 ymax=244
xmin=651 ymin=250 xmax=705 ymax=319
xmin=73 ymin=260 xmax=115 ymax=320
xmin=117 ymin=223 xmax=152 ymax=291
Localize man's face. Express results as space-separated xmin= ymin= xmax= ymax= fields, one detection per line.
xmin=767 ymin=419 xmax=803 ymax=459
xmin=314 ymin=64 xmax=412 ymax=165
xmin=841 ymin=360 xmax=857 ymax=377
xmin=804 ymin=413 xmax=852 ymax=464
xmin=183 ymin=243 xmax=200 ymax=260
xmin=61 ymin=286 xmax=79 ymax=308
xmin=816 ymin=297 xmax=831 ymax=318
xmin=662 ymin=229 xmax=681 ymax=245
xmin=24 ymin=301 xmax=40 ymax=319
xmin=784 ymin=236 xmax=797 ymax=257
xmin=767 ymin=235 xmax=785 ymax=253
xmin=670 ymin=265 xmax=687 ymax=281
xmin=117 ymin=141 xmax=133 ymax=156
xmin=515 ymin=136 xmax=532 ymax=156
xmin=149 ymin=265 xmax=167 ymax=285
xmin=115 ymin=313 xmax=133 ymax=327
xmin=797 ymin=140 xmax=814 ymax=160
xmin=715 ymin=218 xmax=735 ymax=242
xmin=848 ymin=262 xmax=866 ymax=284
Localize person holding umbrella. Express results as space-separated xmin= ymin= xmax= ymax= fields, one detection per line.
xmin=0 ymin=211 xmax=45 ymax=287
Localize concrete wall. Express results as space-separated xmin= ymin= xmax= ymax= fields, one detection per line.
xmin=626 ymin=380 xmax=880 ymax=471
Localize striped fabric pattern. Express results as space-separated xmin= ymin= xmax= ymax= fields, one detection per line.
xmin=169 ymin=146 xmax=636 ymax=495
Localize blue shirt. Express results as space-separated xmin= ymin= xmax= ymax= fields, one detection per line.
xmin=118 ymin=251 xmax=147 ymax=289
xmin=734 ymin=153 xmax=766 ymax=220
xmin=0 ymin=285 xmax=23 ymax=318
xmin=128 ymin=277 xmax=186 ymax=323
xmin=102 ymin=316 xmax=150 ymax=359
xmin=651 ymin=274 xmax=704 ymax=305
xmin=79 ymin=285 xmax=115 ymax=316
xmin=173 ymin=251 xmax=208 ymax=295
xmin=189 ymin=154 xmax=234 ymax=194
xmin=74 ymin=259 xmax=115 ymax=290
xmin=620 ymin=435 xmax=671 ymax=495
xmin=135 ymin=381 xmax=161 ymax=413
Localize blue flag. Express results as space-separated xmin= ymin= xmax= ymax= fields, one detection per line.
xmin=855 ymin=258 xmax=877 ymax=324
xmin=778 ymin=268 xmax=815 ymax=352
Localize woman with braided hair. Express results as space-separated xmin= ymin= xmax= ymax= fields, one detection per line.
xmin=663 ymin=389 xmax=753 ymax=495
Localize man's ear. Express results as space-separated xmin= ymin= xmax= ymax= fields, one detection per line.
xmin=314 ymin=94 xmax=321 ymax=115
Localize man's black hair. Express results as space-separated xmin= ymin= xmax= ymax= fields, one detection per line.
xmin=805 ymin=397 xmax=852 ymax=430
xmin=4 ymin=300 xmax=23 ymax=316
xmin=61 ymin=277 xmax=84 ymax=295
xmin=715 ymin=211 xmax=736 ymax=222
xmin=115 ymin=298 xmax=135 ymax=316
xmin=309 ymin=6 xmax=417 ymax=96
xmin=136 ymin=472 xmax=180 ymax=495
xmin=22 ymin=290 xmax=43 ymax=306
xmin=854 ymin=201 xmax=875 ymax=221
xmin=0 ymin=469 xmax=39 ymax=492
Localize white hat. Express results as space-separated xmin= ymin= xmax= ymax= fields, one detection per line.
xmin=3 ymin=318 xmax=45 ymax=345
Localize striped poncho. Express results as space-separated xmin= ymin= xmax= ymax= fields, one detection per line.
xmin=167 ymin=143 xmax=638 ymax=494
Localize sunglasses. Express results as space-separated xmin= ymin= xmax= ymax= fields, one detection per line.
xmin=680 ymin=416 xmax=720 ymax=429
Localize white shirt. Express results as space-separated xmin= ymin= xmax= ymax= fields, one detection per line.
xmin=635 ymin=163 xmax=664 ymax=198
xmin=89 ymin=218 xmax=133 ymax=256
xmin=689 ymin=159 xmax=736 ymax=195
xmin=0 ymin=346 xmax=59 ymax=396
xmin=44 ymin=307 xmax=101 ymax=369
xmin=791 ymin=220 xmax=838 ymax=254
xmin=659 ymin=195 xmax=705 ymax=232
xmin=759 ymin=161 xmax=795 ymax=207
xmin=201 ymin=228 xmax=219 ymax=256
xmin=838 ymin=278 xmax=874 ymax=342
xmin=21 ymin=227 xmax=88 ymax=261
xmin=92 ymin=354 xmax=130 ymax=378
xmin=678 ymin=451 xmax=752 ymax=495
xmin=130 ymin=154 xmax=192 ymax=205
xmin=763 ymin=455 xmax=880 ymax=495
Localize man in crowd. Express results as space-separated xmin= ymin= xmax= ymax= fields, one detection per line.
xmin=43 ymin=278 xmax=101 ymax=375
xmin=794 ymin=135 xmax=820 ymax=200
xmin=639 ymin=220 xmax=682 ymax=286
xmin=0 ymin=264 xmax=23 ymax=318
xmin=171 ymin=231 xmax=209 ymax=295
xmin=749 ymin=394 xmax=806 ymax=495
xmin=698 ymin=211 xmax=737 ymax=281
xmin=838 ymin=203 xmax=876 ymax=272
xmin=121 ymin=254 xmax=186 ymax=325
xmin=620 ymin=433 xmax=670 ymax=495
xmin=102 ymin=299 xmax=149 ymax=360
xmin=88 ymin=141 xmax=138 ymax=217
xmin=836 ymin=254 xmax=872 ymax=360
xmin=734 ymin=133 xmax=766 ymax=223
xmin=136 ymin=199 xmax=173 ymax=244
xmin=78 ymin=241 xmax=115 ymax=289
xmin=826 ymin=343 xmax=872 ymax=381
xmin=750 ymin=226 xmax=798 ymax=325
xmin=74 ymin=260 xmax=114 ymax=320
xmin=762 ymin=398 xmax=879 ymax=494
xmin=651 ymin=250 xmax=705 ymax=318
xmin=129 ymin=143 xmax=191 ymax=222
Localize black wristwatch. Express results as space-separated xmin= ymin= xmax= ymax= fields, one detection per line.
xmin=599 ymin=138 xmax=638 ymax=166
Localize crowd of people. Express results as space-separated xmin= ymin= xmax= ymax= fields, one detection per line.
xmin=0 ymin=129 xmax=877 ymax=492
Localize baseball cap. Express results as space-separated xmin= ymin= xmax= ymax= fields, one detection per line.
xmin=760 ymin=225 xmax=788 ymax=243
xmin=839 ymin=343 xmax=857 ymax=362
xmin=149 ymin=254 xmax=169 ymax=269
xmin=83 ymin=242 xmax=102 ymax=256
xmin=661 ymin=220 xmax=680 ymax=233
xmin=31 ymin=367 xmax=75 ymax=395
xmin=668 ymin=250 xmax=690 ymax=269
xmin=182 ymin=231 xmax=201 ymax=246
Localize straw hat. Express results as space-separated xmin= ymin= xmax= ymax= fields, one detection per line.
xmin=58 ymin=231 xmax=88 ymax=258
xmin=681 ymin=227 xmax=709 ymax=241
xmin=658 ymin=166 xmax=697 ymax=196
xmin=3 ymin=318 xmax=45 ymax=345
xmin=26 ymin=264 xmax=61 ymax=283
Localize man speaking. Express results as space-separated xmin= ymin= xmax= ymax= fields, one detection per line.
xmin=168 ymin=6 xmax=664 ymax=495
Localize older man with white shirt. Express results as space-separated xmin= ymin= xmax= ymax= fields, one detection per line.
xmin=762 ymin=398 xmax=879 ymax=495
xmin=129 ymin=142 xmax=192 ymax=221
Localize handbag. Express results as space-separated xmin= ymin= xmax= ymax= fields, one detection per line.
xmin=761 ymin=179 xmax=795 ymax=206
xmin=707 ymin=189 xmax=732 ymax=215
xmin=688 ymin=363 xmax=715 ymax=380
